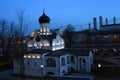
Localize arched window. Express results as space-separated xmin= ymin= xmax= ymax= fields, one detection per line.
xmin=61 ymin=57 xmax=65 ymax=66
xmin=67 ymin=56 xmax=70 ymax=64
xmin=71 ymin=56 xmax=75 ymax=63
xmin=46 ymin=58 xmax=56 ymax=67
xmin=79 ymin=58 xmax=86 ymax=69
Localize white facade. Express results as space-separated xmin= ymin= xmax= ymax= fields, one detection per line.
xmin=13 ymin=11 xmax=93 ymax=77
xmin=40 ymin=23 xmax=51 ymax=35
xmin=27 ymin=34 xmax=64 ymax=51
xmin=13 ymin=50 xmax=93 ymax=77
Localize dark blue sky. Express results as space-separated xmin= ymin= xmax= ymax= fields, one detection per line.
xmin=0 ymin=0 xmax=120 ymax=34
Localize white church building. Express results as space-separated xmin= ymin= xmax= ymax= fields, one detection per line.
xmin=13 ymin=11 xmax=93 ymax=77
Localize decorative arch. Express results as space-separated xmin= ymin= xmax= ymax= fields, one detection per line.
xmin=46 ymin=58 xmax=56 ymax=67
xmin=71 ymin=56 xmax=75 ymax=63
xmin=79 ymin=58 xmax=86 ymax=71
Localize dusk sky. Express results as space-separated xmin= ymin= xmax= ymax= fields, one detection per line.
xmin=0 ymin=0 xmax=120 ymax=34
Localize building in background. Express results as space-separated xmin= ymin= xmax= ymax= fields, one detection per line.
xmin=72 ymin=16 xmax=120 ymax=56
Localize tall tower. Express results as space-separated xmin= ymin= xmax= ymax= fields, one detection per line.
xmin=39 ymin=10 xmax=50 ymax=35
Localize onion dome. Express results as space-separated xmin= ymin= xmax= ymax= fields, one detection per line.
xmin=39 ymin=10 xmax=50 ymax=24
xmin=35 ymin=35 xmax=41 ymax=42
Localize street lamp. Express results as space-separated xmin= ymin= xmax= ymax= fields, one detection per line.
xmin=98 ymin=64 xmax=101 ymax=68
xmin=98 ymin=64 xmax=101 ymax=77
xmin=40 ymin=64 xmax=44 ymax=80
xmin=40 ymin=64 xmax=43 ymax=68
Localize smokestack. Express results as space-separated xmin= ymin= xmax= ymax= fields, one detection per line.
xmin=93 ymin=17 xmax=97 ymax=30
xmin=105 ymin=18 xmax=108 ymax=25
xmin=88 ymin=23 xmax=91 ymax=30
xmin=99 ymin=16 xmax=103 ymax=26
xmin=113 ymin=17 xmax=116 ymax=24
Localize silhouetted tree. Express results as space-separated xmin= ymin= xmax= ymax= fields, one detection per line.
xmin=13 ymin=10 xmax=29 ymax=80
xmin=62 ymin=24 xmax=75 ymax=48
xmin=0 ymin=19 xmax=16 ymax=58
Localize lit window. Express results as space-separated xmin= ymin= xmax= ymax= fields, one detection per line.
xmin=24 ymin=55 xmax=27 ymax=58
xmin=52 ymin=43 xmax=55 ymax=46
xmin=44 ymin=29 xmax=46 ymax=32
xmin=34 ymin=43 xmax=37 ymax=47
xmin=40 ymin=29 xmax=42 ymax=32
xmin=104 ymin=36 xmax=109 ymax=38
xmin=47 ymin=33 xmax=49 ymax=35
xmin=37 ymin=56 xmax=40 ymax=58
xmin=43 ymin=33 xmax=45 ymax=35
xmin=28 ymin=44 xmax=33 ymax=47
xmin=32 ymin=56 xmax=35 ymax=58
xmin=28 ymin=55 xmax=31 ymax=58
xmin=52 ymin=48 xmax=56 ymax=51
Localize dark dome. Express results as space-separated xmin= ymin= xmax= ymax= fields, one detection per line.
xmin=39 ymin=11 xmax=50 ymax=24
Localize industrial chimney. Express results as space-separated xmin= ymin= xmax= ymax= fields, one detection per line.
xmin=105 ymin=18 xmax=108 ymax=25
xmin=99 ymin=16 xmax=103 ymax=26
xmin=93 ymin=17 xmax=97 ymax=30
xmin=113 ymin=16 xmax=116 ymax=24
xmin=88 ymin=23 xmax=91 ymax=30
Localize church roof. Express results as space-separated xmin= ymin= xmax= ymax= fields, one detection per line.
xmin=45 ymin=49 xmax=67 ymax=57
xmin=39 ymin=11 xmax=50 ymax=24
xmin=45 ymin=49 xmax=90 ymax=57
xmin=27 ymin=49 xmax=50 ymax=54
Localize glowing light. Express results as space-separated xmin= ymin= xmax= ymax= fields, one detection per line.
xmin=36 ymin=47 xmax=38 ymax=49
xmin=113 ymin=35 xmax=117 ymax=39
xmin=28 ymin=44 xmax=33 ymax=47
xmin=44 ymin=29 xmax=46 ymax=32
xmin=32 ymin=56 xmax=35 ymax=58
xmin=40 ymin=29 xmax=42 ymax=32
xmin=24 ymin=55 xmax=27 ymax=58
xmin=28 ymin=55 xmax=31 ymax=58
xmin=52 ymin=48 xmax=55 ymax=51
xmin=98 ymin=64 xmax=101 ymax=68
xmin=52 ymin=43 xmax=55 ymax=46
xmin=40 ymin=64 xmax=43 ymax=68
xmin=113 ymin=49 xmax=117 ymax=52
xmin=104 ymin=36 xmax=109 ymax=38
xmin=47 ymin=33 xmax=49 ymax=35
xmin=34 ymin=43 xmax=37 ymax=46
xmin=37 ymin=56 xmax=40 ymax=58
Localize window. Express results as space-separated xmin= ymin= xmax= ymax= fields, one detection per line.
xmin=71 ymin=56 xmax=75 ymax=63
xmin=67 ymin=56 xmax=70 ymax=64
xmin=61 ymin=57 xmax=65 ymax=66
xmin=34 ymin=62 xmax=36 ymax=66
xmin=37 ymin=56 xmax=40 ymax=58
xmin=28 ymin=55 xmax=31 ymax=58
xmin=27 ymin=61 xmax=30 ymax=65
xmin=46 ymin=58 xmax=56 ymax=67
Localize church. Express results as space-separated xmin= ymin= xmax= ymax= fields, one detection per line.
xmin=13 ymin=11 xmax=93 ymax=77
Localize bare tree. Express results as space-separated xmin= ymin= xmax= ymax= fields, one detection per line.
xmin=62 ymin=24 xmax=75 ymax=48
xmin=0 ymin=19 xmax=15 ymax=59
xmin=13 ymin=10 xmax=29 ymax=80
